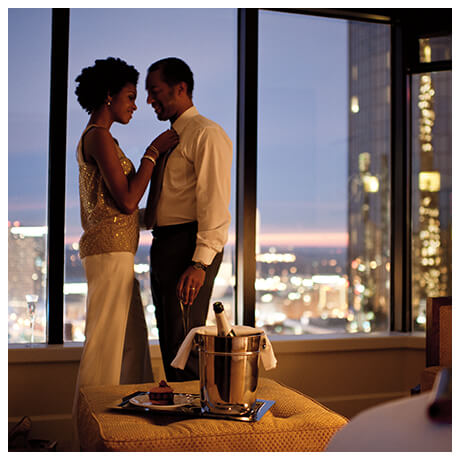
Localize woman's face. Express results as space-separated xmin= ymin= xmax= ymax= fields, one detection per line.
xmin=109 ymin=83 xmax=137 ymax=124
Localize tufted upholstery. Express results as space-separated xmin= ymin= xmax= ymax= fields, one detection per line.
xmin=421 ymin=296 xmax=452 ymax=392
xmin=77 ymin=377 xmax=347 ymax=451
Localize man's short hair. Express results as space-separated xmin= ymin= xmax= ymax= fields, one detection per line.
xmin=148 ymin=57 xmax=194 ymax=97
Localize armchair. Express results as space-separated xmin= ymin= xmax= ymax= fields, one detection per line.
xmin=421 ymin=296 xmax=452 ymax=392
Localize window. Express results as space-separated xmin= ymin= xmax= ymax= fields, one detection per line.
xmin=8 ymin=8 xmax=52 ymax=344
xmin=256 ymin=11 xmax=390 ymax=335
xmin=64 ymin=8 xmax=237 ymax=341
xmin=7 ymin=8 xmax=452 ymax=345
xmin=411 ymin=70 xmax=452 ymax=330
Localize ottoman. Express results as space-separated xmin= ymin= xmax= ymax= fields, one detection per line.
xmin=77 ymin=377 xmax=347 ymax=451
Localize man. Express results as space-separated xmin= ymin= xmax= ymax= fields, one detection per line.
xmin=144 ymin=57 xmax=232 ymax=381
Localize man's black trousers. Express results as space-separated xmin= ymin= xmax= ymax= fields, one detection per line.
xmin=149 ymin=221 xmax=223 ymax=381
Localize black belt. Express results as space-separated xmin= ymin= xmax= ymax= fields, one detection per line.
xmin=151 ymin=221 xmax=198 ymax=239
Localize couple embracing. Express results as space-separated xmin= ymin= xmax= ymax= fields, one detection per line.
xmin=73 ymin=56 xmax=232 ymax=407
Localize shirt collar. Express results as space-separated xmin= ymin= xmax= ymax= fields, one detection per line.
xmin=171 ymin=105 xmax=198 ymax=133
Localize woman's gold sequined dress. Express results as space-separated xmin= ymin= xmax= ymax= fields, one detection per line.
xmin=77 ymin=124 xmax=139 ymax=259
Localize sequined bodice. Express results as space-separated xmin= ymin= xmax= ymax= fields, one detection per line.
xmin=77 ymin=124 xmax=139 ymax=258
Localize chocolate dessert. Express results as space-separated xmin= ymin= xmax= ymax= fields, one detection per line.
xmin=148 ymin=380 xmax=174 ymax=405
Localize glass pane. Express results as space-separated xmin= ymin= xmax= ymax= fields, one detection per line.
xmin=419 ymin=36 xmax=452 ymax=62
xmin=257 ymin=11 xmax=391 ymax=335
xmin=8 ymin=9 xmax=51 ymax=344
xmin=411 ymin=71 xmax=452 ymax=331
xmin=65 ymin=8 xmax=236 ymax=341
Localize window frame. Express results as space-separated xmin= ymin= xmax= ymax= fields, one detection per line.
xmin=43 ymin=7 xmax=451 ymax=344
xmin=47 ymin=8 xmax=69 ymax=344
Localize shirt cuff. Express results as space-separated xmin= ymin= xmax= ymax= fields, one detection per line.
xmin=193 ymin=245 xmax=217 ymax=267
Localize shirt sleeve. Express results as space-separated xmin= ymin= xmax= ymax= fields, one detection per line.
xmin=192 ymin=125 xmax=232 ymax=266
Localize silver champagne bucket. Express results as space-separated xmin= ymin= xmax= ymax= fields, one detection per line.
xmin=194 ymin=332 xmax=263 ymax=415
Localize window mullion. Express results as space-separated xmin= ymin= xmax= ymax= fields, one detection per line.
xmin=390 ymin=19 xmax=412 ymax=332
xmin=46 ymin=8 xmax=69 ymax=344
xmin=236 ymin=8 xmax=258 ymax=326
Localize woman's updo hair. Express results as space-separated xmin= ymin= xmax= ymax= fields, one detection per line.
xmin=75 ymin=57 xmax=139 ymax=114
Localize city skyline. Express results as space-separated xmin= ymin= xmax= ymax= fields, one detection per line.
xmin=8 ymin=222 xmax=352 ymax=343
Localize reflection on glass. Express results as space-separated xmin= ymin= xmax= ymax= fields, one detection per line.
xmin=411 ymin=70 xmax=452 ymax=331
xmin=8 ymin=9 xmax=51 ymax=344
xmin=257 ymin=12 xmax=391 ymax=335
xmin=64 ymin=9 xmax=236 ymax=341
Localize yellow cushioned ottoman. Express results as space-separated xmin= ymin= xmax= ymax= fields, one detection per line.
xmin=77 ymin=377 xmax=347 ymax=452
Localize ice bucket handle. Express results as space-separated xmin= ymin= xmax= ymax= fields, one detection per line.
xmin=194 ymin=333 xmax=266 ymax=352
xmin=261 ymin=336 xmax=267 ymax=350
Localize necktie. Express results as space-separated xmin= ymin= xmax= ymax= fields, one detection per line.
xmin=144 ymin=148 xmax=173 ymax=229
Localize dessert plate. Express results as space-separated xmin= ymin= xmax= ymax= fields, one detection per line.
xmin=129 ymin=393 xmax=192 ymax=410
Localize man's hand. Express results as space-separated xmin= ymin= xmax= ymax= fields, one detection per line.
xmin=177 ymin=265 xmax=206 ymax=306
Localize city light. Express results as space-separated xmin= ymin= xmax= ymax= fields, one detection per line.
xmin=63 ymin=283 xmax=88 ymax=295
xmin=412 ymin=42 xmax=447 ymax=310
xmin=419 ymin=171 xmax=441 ymax=192
xmin=362 ymin=174 xmax=379 ymax=193
xmin=256 ymin=252 xmax=296 ymax=263
xmin=134 ymin=264 xmax=150 ymax=274
xmin=311 ymin=275 xmax=345 ymax=285
xmin=350 ymin=95 xmax=360 ymax=113
xmin=10 ymin=226 xmax=47 ymax=237
xmin=261 ymin=293 xmax=274 ymax=303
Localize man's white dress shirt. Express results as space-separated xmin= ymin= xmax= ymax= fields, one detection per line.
xmin=155 ymin=106 xmax=232 ymax=266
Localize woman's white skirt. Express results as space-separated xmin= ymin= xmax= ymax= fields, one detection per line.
xmin=76 ymin=251 xmax=152 ymax=387
xmin=72 ymin=251 xmax=152 ymax=448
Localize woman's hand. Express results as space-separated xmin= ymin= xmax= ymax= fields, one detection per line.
xmin=150 ymin=129 xmax=179 ymax=155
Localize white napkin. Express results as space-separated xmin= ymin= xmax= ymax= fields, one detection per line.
xmin=171 ymin=325 xmax=277 ymax=371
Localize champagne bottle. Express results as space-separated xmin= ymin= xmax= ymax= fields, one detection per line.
xmin=213 ymin=302 xmax=236 ymax=337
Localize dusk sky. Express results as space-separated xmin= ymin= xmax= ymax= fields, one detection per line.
xmin=8 ymin=8 xmax=349 ymax=247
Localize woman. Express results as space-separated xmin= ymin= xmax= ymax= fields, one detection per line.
xmin=73 ymin=57 xmax=178 ymax=395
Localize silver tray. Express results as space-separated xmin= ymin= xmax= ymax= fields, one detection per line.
xmin=112 ymin=391 xmax=274 ymax=422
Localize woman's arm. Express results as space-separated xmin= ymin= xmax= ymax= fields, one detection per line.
xmin=84 ymin=127 xmax=178 ymax=214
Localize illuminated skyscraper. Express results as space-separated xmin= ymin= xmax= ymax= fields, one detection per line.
xmin=8 ymin=224 xmax=47 ymax=342
xmin=347 ymin=21 xmax=391 ymax=332
xmin=347 ymin=25 xmax=452 ymax=332
xmin=8 ymin=224 xmax=47 ymax=305
xmin=411 ymin=39 xmax=452 ymax=327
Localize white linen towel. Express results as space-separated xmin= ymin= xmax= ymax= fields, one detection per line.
xmin=171 ymin=325 xmax=277 ymax=371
